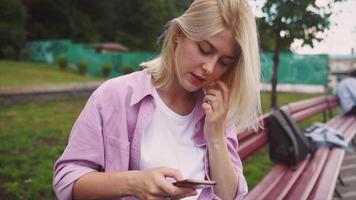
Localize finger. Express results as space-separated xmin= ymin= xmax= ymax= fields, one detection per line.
xmin=202 ymin=102 xmax=213 ymax=116
xmin=158 ymin=167 xmax=183 ymax=181
xmin=158 ymin=180 xmax=196 ymax=199
xmin=204 ymin=95 xmax=221 ymax=113
xmin=203 ymin=81 xmax=216 ymax=93
xmin=215 ymin=80 xmax=229 ymax=106
xmin=205 ymin=89 xmax=224 ymax=108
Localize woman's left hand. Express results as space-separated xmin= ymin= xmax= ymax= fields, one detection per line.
xmin=202 ymin=80 xmax=229 ymax=143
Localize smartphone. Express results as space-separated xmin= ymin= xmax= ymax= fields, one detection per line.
xmin=173 ymin=179 xmax=216 ymax=189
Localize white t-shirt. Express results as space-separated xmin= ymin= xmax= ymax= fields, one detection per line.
xmin=140 ymin=88 xmax=206 ymax=200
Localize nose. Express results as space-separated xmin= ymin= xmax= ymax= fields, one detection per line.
xmin=202 ymin=59 xmax=216 ymax=74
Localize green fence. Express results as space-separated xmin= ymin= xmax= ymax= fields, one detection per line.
xmin=261 ymin=52 xmax=329 ymax=85
xmin=26 ymin=40 xmax=329 ymax=85
xmin=26 ymin=40 xmax=157 ymax=77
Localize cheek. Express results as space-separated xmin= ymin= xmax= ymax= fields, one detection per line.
xmin=213 ymin=67 xmax=230 ymax=79
xmin=177 ymin=42 xmax=202 ymax=68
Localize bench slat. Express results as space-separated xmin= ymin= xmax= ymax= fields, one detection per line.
xmin=309 ymin=117 xmax=356 ymax=200
xmin=287 ymin=96 xmax=327 ymax=114
xmin=245 ymin=115 xmax=342 ymax=199
xmin=285 ymin=148 xmax=330 ymax=199
xmin=265 ymin=158 xmax=310 ymax=200
xmin=244 ymin=165 xmax=288 ymax=200
xmin=285 ymin=116 xmax=355 ymax=199
xmin=238 ymin=114 xmax=270 ymax=142
xmin=240 ymin=95 xmax=347 ymax=199
xmin=292 ymin=103 xmax=329 ymax=122
xmin=238 ymin=131 xmax=268 ymax=160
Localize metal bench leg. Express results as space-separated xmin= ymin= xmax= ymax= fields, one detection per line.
xmin=335 ymin=188 xmax=342 ymax=198
xmin=323 ymin=111 xmax=327 ymax=122
xmin=338 ymin=176 xmax=346 ymax=186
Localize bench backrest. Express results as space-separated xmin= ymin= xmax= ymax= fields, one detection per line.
xmin=237 ymin=95 xmax=339 ymax=161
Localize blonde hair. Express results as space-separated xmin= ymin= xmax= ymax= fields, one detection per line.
xmin=141 ymin=0 xmax=261 ymax=132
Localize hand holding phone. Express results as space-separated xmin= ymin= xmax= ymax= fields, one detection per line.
xmin=173 ymin=179 xmax=216 ymax=189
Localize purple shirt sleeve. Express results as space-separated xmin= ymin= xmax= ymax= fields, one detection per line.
xmin=53 ymin=90 xmax=105 ymax=200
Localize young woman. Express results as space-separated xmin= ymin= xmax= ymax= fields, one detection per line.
xmin=53 ymin=0 xmax=261 ymax=199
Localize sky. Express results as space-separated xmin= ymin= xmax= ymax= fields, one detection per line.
xmin=249 ymin=0 xmax=356 ymax=55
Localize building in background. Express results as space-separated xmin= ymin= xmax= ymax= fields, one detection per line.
xmin=87 ymin=43 xmax=129 ymax=53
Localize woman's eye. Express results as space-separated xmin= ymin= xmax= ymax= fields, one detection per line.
xmin=198 ymin=43 xmax=210 ymax=55
xmin=219 ymin=58 xmax=235 ymax=67
xmin=219 ymin=59 xmax=229 ymax=66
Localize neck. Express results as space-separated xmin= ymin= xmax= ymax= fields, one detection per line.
xmin=156 ymin=80 xmax=196 ymax=115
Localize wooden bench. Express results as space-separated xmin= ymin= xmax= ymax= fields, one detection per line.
xmin=237 ymin=95 xmax=356 ymax=200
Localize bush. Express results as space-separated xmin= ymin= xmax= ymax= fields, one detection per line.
xmin=1 ymin=46 xmax=16 ymax=59
xmin=58 ymin=55 xmax=68 ymax=70
xmin=19 ymin=48 xmax=31 ymax=61
xmin=122 ymin=64 xmax=135 ymax=75
xmin=102 ymin=63 xmax=112 ymax=77
xmin=77 ymin=60 xmax=87 ymax=75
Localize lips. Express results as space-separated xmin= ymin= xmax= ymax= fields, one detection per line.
xmin=190 ymin=73 xmax=206 ymax=85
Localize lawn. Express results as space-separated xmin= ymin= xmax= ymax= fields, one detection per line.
xmin=0 ymin=60 xmax=104 ymax=89
xmin=0 ymin=99 xmax=86 ymax=199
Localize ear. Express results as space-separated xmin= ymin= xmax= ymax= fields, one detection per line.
xmin=175 ymin=30 xmax=183 ymax=43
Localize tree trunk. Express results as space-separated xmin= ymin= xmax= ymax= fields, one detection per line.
xmin=271 ymin=36 xmax=281 ymax=110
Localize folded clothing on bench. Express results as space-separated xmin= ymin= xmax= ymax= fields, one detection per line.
xmin=305 ymin=122 xmax=354 ymax=152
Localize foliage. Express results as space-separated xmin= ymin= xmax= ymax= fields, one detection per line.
xmin=122 ymin=64 xmax=135 ymax=75
xmin=0 ymin=0 xmax=26 ymax=55
xmin=19 ymin=48 xmax=31 ymax=61
xmin=101 ymin=63 xmax=112 ymax=77
xmin=0 ymin=61 xmax=104 ymax=89
xmin=257 ymin=0 xmax=344 ymax=109
xmin=1 ymin=46 xmax=16 ymax=59
xmin=21 ymin=0 xmax=182 ymax=51
xmin=77 ymin=60 xmax=88 ymax=75
xmin=58 ymin=55 xmax=68 ymax=71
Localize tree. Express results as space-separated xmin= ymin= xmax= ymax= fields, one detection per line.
xmin=22 ymin=0 xmax=181 ymax=51
xmin=257 ymin=0 xmax=344 ymax=109
xmin=113 ymin=0 xmax=178 ymax=50
xmin=0 ymin=0 xmax=26 ymax=57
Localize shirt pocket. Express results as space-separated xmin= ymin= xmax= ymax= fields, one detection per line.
xmin=105 ymin=136 xmax=130 ymax=172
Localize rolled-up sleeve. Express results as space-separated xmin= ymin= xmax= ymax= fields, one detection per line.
xmin=53 ymin=90 xmax=105 ymax=200
xmin=225 ymin=125 xmax=248 ymax=200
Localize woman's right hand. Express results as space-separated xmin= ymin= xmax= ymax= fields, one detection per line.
xmin=130 ymin=167 xmax=198 ymax=200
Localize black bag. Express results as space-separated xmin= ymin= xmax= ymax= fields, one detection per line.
xmin=268 ymin=109 xmax=312 ymax=167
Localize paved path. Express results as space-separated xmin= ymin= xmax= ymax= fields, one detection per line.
xmin=0 ymin=82 xmax=103 ymax=107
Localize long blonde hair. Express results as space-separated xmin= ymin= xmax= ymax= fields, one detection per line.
xmin=141 ymin=0 xmax=261 ymax=132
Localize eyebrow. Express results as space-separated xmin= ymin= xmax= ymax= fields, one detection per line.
xmin=202 ymin=40 xmax=236 ymax=60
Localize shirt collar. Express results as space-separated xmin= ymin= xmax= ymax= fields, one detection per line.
xmin=129 ymin=69 xmax=206 ymax=118
xmin=129 ymin=70 xmax=207 ymax=145
xmin=129 ymin=69 xmax=155 ymax=106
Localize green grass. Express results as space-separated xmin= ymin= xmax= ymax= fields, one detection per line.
xmin=0 ymin=99 xmax=87 ymax=199
xmin=0 ymin=78 xmax=331 ymax=198
xmin=0 ymin=60 xmax=104 ymax=89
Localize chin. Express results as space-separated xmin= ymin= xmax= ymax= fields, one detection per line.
xmin=182 ymin=82 xmax=202 ymax=92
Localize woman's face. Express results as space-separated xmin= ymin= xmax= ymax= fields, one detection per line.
xmin=174 ymin=29 xmax=237 ymax=92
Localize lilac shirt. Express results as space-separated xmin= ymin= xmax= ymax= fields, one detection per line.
xmin=53 ymin=70 xmax=248 ymax=200
xmin=334 ymin=77 xmax=356 ymax=113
